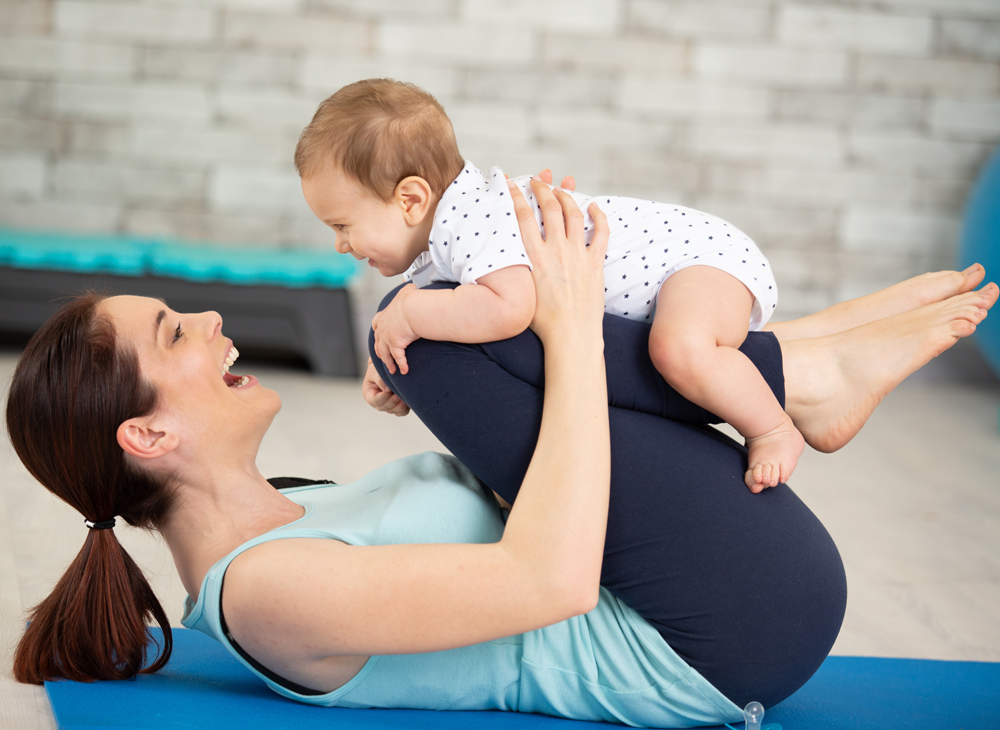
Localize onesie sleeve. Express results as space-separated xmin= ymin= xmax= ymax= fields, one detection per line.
xmin=438 ymin=166 xmax=532 ymax=286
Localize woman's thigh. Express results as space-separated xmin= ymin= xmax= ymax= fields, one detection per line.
xmin=599 ymin=408 xmax=845 ymax=709
xmin=370 ymin=285 xmax=845 ymax=709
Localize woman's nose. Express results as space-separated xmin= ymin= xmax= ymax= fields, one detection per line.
xmin=201 ymin=311 xmax=223 ymax=339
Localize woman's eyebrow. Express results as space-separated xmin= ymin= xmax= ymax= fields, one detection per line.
xmin=154 ymin=310 xmax=166 ymax=342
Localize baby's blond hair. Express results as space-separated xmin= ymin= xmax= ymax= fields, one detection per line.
xmin=295 ymin=78 xmax=464 ymax=202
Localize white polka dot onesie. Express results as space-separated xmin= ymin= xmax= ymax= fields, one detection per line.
xmin=405 ymin=161 xmax=777 ymax=330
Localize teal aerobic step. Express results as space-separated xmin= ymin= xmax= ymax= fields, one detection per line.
xmin=0 ymin=228 xmax=360 ymax=289
xmin=0 ymin=228 xmax=149 ymax=276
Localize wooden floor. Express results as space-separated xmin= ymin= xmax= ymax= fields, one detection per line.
xmin=1 ymin=342 xmax=998 ymax=729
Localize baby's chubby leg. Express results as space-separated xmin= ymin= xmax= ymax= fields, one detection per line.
xmin=650 ymin=266 xmax=804 ymax=492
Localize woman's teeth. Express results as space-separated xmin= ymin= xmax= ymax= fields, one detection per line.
xmin=236 ymin=375 xmax=249 ymax=387
xmin=223 ymin=346 xmax=240 ymax=374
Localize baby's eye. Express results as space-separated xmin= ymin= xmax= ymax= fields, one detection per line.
xmin=332 ymin=224 xmax=345 ymax=231
xmin=173 ymin=323 xmax=183 ymax=343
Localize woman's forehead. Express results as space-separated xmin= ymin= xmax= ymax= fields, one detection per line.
xmin=100 ymin=296 xmax=170 ymax=342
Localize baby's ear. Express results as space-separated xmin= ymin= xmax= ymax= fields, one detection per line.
xmin=395 ymin=176 xmax=434 ymax=225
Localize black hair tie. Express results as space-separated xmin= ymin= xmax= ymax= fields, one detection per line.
xmin=84 ymin=518 xmax=116 ymax=530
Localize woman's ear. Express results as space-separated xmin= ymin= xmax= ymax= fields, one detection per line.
xmin=117 ymin=417 xmax=179 ymax=461
xmin=394 ymin=176 xmax=434 ymax=226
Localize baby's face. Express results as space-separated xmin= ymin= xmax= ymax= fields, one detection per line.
xmin=302 ymin=168 xmax=426 ymax=277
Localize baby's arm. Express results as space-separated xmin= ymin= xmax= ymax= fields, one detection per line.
xmin=372 ymin=265 xmax=535 ymax=375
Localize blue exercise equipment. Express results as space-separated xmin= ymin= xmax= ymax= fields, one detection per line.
xmin=959 ymin=145 xmax=1000 ymax=379
xmin=44 ymin=628 xmax=1000 ymax=730
xmin=958 ymin=145 xmax=1000 ymax=432
xmin=0 ymin=227 xmax=362 ymax=375
xmin=0 ymin=227 xmax=360 ymax=287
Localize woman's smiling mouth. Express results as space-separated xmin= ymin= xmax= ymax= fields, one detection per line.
xmin=221 ymin=344 xmax=252 ymax=388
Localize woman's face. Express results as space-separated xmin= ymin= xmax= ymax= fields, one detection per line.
xmin=100 ymin=295 xmax=281 ymax=461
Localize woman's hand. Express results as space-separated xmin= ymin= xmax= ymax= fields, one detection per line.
xmin=506 ymin=175 xmax=609 ymax=345
xmin=361 ymin=358 xmax=410 ymax=416
xmin=537 ymin=168 xmax=575 ymax=191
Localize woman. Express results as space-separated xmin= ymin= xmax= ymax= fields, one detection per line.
xmin=7 ymin=179 xmax=995 ymax=727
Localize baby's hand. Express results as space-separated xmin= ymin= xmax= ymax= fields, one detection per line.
xmin=361 ymin=358 xmax=410 ymax=416
xmin=372 ymin=284 xmax=420 ymax=375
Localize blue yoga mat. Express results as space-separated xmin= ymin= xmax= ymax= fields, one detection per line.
xmin=45 ymin=628 xmax=999 ymax=730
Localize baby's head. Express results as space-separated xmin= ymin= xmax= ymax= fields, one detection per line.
xmin=297 ymin=78 xmax=464 ymax=276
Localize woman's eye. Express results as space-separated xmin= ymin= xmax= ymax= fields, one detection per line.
xmin=173 ymin=324 xmax=183 ymax=343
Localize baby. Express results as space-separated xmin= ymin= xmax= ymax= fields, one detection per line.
xmin=297 ymin=79 xmax=803 ymax=492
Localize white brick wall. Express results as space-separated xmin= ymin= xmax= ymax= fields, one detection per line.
xmin=222 ymin=11 xmax=370 ymax=53
xmin=55 ymin=82 xmax=212 ymax=124
xmin=208 ymin=164 xmax=304 ymax=211
xmin=695 ymin=45 xmax=849 ymax=86
xmin=0 ymin=0 xmax=998 ymax=321
xmin=0 ymin=154 xmax=47 ymax=199
xmin=618 ymin=78 xmax=768 ymax=120
xmin=777 ymin=6 xmax=933 ymax=55
xmin=55 ymin=2 xmax=216 ymax=44
xmin=462 ymin=0 xmax=621 ymax=33
xmin=0 ymin=38 xmax=137 ymax=79
xmin=628 ymin=1 xmax=771 ymax=41
xmin=53 ymin=160 xmax=205 ymax=204
xmin=379 ymin=22 xmax=532 ymax=63
xmin=545 ymin=34 xmax=687 ymax=72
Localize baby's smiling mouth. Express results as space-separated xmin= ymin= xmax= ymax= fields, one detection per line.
xmin=222 ymin=345 xmax=250 ymax=388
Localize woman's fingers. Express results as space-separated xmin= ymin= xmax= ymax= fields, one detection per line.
xmin=587 ymin=201 xmax=610 ymax=260
xmin=533 ymin=169 xmax=576 ymax=192
xmin=530 ymin=175 xmax=568 ymax=244
xmin=507 ymin=177 xmax=543 ymax=259
xmin=553 ymin=187 xmax=585 ymax=242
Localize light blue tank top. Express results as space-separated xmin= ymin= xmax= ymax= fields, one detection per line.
xmin=182 ymin=452 xmax=743 ymax=728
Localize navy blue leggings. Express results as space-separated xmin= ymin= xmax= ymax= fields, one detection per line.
xmin=370 ymin=283 xmax=846 ymax=709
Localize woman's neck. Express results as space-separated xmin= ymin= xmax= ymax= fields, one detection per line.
xmin=160 ymin=467 xmax=305 ymax=602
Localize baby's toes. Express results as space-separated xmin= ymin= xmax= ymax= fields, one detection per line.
xmin=759 ymin=463 xmax=774 ymax=488
xmin=779 ymin=462 xmax=795 ymax=485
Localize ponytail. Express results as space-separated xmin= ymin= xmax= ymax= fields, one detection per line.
xmin=6 ymin=294 xmax=174 ymax=684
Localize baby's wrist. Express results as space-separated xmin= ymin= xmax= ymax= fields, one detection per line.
xmin=397 ymin=284 xmax=421 ymax=332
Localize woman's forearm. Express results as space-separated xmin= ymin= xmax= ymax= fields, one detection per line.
xmin=497 ymin=180 xmax=612 ymax=614
xmin=501 ymin=328 xmax=610 ymax=611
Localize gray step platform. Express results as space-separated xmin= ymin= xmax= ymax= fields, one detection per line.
xmin=0 ymin=266 xmax=359 ymax=377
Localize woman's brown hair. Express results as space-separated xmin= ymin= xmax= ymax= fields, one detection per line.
xmin=5 ymin=293 xmax=174 ymax=684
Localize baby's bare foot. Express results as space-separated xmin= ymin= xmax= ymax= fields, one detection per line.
xmin=784 ymin=283 xmax=998 ymax=453
xmin=767 ymin=264 xmax=986 ymax=341
xmin=744 ymin=416 xmax=805 ymax=492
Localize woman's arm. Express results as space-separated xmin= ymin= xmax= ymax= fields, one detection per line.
xmin=222 ymin=178 xmax=610 ymax=690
